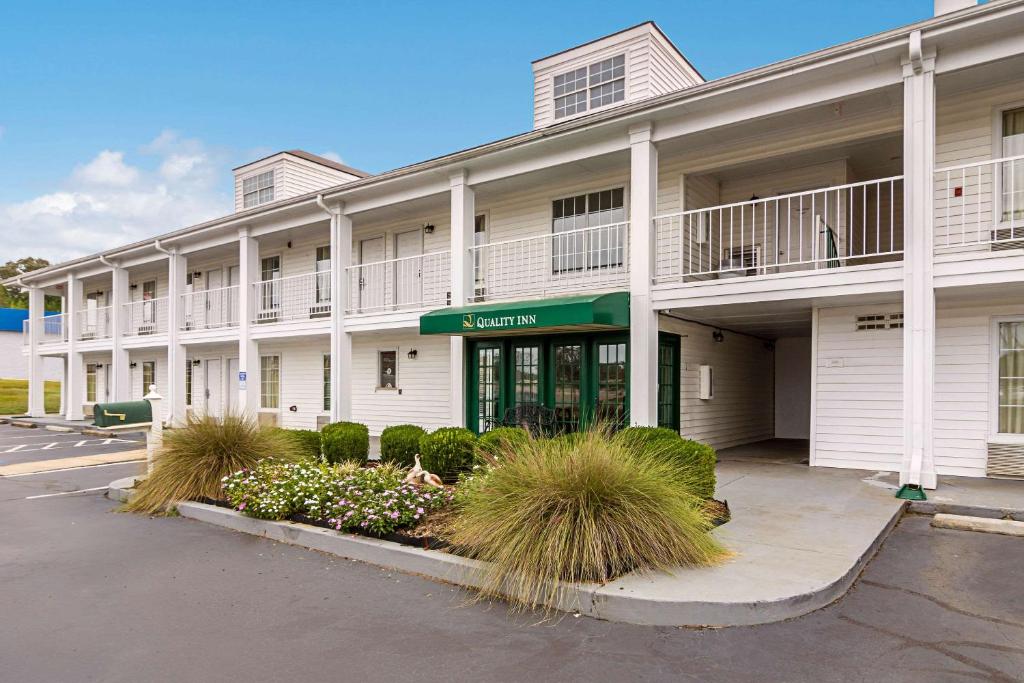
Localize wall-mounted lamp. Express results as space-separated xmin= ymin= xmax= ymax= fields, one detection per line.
xmin=423 ymin=224 xmax=435 ymax=235
xmin=193 ymin=272 xmax=202 ymax=279
xmin=129 ymin=362 xmax=137 ymax=369
xmin=192 ymin=359 xmax=202 ymax=367
xmin=95 ymin=363 xmax=104 ymax=369
xmin=288 ymin=405 xmax=298 ymax=413
xmin=712 ymin=329 xmax=725 ymax=343
xmin=749 ymin=194 xmax=760 ymax=202
xmin=407 ymin=349 xmax=418 ymax=360
xmin=286 ymin=241 xmax=292 ymax=249
xmin=129 ymin=284 xmax=138 ymax=290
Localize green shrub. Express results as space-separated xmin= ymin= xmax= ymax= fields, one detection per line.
xmin=380 ymin=424 xmax=426 ymax=467
xmin=475 ymin=426 xmax=529 ymax=464
xmin=273 ymin=428 xmax=321 ymax=459
xmin=125 ymin=413 xmax=304 ymax=514
xmin=447 ymin=428 xmax=728 ymax=613
xmin=321 ymin=421 xmax=370 ymax=465
xmin=613 ymin=427 xmax=717 ymax=499
xmin=419 ymin=427 xmax=477 ymax=479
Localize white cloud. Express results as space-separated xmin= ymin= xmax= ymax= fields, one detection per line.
xmin=72 ymin=150 xmax=140 ymax=186
xmin=318 ymin=151 xmax=344 ymax=164
xmin=0 ymin=132 xmax=231 ymax=262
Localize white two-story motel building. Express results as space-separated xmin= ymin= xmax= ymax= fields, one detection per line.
xmin=11 ymin=0 xmax=1024 ymax=488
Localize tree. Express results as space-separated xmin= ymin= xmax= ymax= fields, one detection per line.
xmin=0 ymin=257 xmax=61 ymax=311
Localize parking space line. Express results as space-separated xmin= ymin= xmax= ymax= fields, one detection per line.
xmin=2 ymin=460 xmax=144 ymax=477
xmin=25 ymin=486 xmax=108 ymax=500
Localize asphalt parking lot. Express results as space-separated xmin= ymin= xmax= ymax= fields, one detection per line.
xmin=0 ymin=423 xmax=142 ymax=466
xmin=0 ymin=463 xmax=1021 ymax=683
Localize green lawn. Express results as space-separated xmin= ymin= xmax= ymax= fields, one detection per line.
xmin=0 ymin=378 xmax=62 ymax=416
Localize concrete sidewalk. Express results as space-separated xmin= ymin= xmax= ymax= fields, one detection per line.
xmin=874 ymin=470 xmax=1024 ymax=520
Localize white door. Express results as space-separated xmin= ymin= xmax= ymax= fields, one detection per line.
xmin=358 ymin=237 xmax=386 ymax=311
xmin=96 ymin=365 xmax=110 ymax=402
xmin=227 ymin=358 xmax=240 ymax=415
xmin=205 ymin=270 xmax=223 ymax=329
xmin=205 ymin=359 xmax=222 ymax=418
xmin=394 ymin=230 xmax=422 ymax=307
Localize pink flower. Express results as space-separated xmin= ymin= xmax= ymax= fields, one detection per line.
xmin=238 ymin=502 xmax=246 ymax=511
xmin=390 ymin=511 xmax=399 ymax=519
xmin=416 ymin=507 xmax=424 ymax=515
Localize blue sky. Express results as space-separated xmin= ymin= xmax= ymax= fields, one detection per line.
xmin=0 ymin=0 xmax=932 ymax=261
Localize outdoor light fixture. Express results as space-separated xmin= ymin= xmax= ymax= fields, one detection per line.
xmin=129 ymin=362 xmax=137 ymax=368
xmin=407 ymin=349 xmax=418 ymax=359
xmin=192 ymin=359 xmax=202 ymax=366
xmin=712 ymin=329 xmax=725 ymax=343
xmin=288 ymin=405 xmax=298 ymax=412
xmin=423 ymin=224 xmax=435 ymax=235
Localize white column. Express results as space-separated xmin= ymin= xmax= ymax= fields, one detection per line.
xmin=238 ymin=228 xmax=261 ymax=415
xmin=330 ymin=206 xmax=353 ymax=422
xmin=449 ymin=170 xmax=475 ymax=427
xmin=628 ymin=122 xmax=660 ymax=426
xmin=167 ymin=249 xmax=187 ymax=425
xmin=26 ymin=287 xmax=45 ymax=417
xmin=110 ymin=265 xmax=131 ymax=401
xmin=900 ymin=34 xmax=937 ymax=489
xmin=65 ymin=274 xmax=84 ymax=420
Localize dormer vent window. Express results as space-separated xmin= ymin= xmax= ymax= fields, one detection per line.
xmin=553 ymin=54 xmax=625 ymax=120
xmin=242 ymin=170 xmax=275 ymax=208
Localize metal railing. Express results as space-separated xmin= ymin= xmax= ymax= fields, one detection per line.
xmin=346 ymin=251 xmax=451 ymax=314
xmin=253 ymin=271 xmax=332 ymax=324
xmin=76 ymin=306 xmax=112 ymax=341
xmin=123 ymin=298 xmax=168 ymax=336
xmin=468 ymin=222 xmax=629 ymax=302
xmin=180 ymin=286 xmax=239 ymax=331
xmin=31 ymin=314 xmax=67 ymax=344
xmin=653 ymin=177 xmax=904 ymax=282
xmin=934 ymin=154 xmax=1024 ymax=249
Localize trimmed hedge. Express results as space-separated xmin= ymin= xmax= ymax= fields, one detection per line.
xmin=273 ymin=428 xmax=322 ymax=460
xmin=613 ymin=427 xmax=717 ymax=499
xmin=419 ymin=427 xmax=477 ymax=479
xmin=476 ymin=426 xmax=529 ymax=463
xmin=380 ymin=424 xmax=426 ymax=467
xmin=321 ymin=421 xmax=369 ymax=466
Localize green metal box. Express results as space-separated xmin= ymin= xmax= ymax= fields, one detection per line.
xmin=93 ymin=400 xmax=152 ymax=428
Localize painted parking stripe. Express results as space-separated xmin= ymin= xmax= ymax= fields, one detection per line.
xmin=3 ymin=460 xmax=144 ymax=477
xmin=25 ymin=486 xmax=108 ymax=500
xmin=3 ymin=444 xmax=26 ymax=453
xmin=1 ymin=438 xmax=137 ymax=455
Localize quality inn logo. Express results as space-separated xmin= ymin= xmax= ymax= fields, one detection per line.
xmin=463 ymin=313 xmax=475 ymax=329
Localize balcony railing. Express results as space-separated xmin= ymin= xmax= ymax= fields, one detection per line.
xmin=934 ymin=154 xmax=1024 ymax=250
xmin=181 ymin=286 xmax=240 ymax=331
xmin=468 ymin=222 xmax=629 ymax=303
xmin=23 ymin=315 xmax=67 ymax=345
xmin=654 ymin=177 xmax=904 ymax=283
xmin=123 ymin=298 xmax=168 ymax=337
xmin=346 ymin=251 xmax=451 ymax=314
xmin=253 ymin=271 xmax=332 ymax=324
xmin=77 ymin=306 xmax=112 ymax=341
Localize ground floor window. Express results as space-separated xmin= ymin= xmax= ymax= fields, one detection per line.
xmin=260 ymin=355 xmax=280 ymax=409
xmin=86 ymin=364 xmax=97 ymax=403
xmin=998 ymin=321 xmax=1024 ymax=433
xmin=658 ymin=334 xmax=681 ymax=431
xmin=184 ymin=361 xmax=192 ymax=406
xmin=378 ymin=350 xmax=398 ymax=389
xmin=141 ymin=361 xmax=155 ymax=395
xmin=323 ymin=354 xmax=331 ymax=412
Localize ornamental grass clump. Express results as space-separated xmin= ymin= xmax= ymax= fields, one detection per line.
xmin=125 ymin=413 xmax=304 ymax=514
xmin=446 ymin=429 xmax=729 ymax=614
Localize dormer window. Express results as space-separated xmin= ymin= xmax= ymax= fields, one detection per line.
xmin=553 ymin=54 xmax=625 ymax=120
xmin=242 ymin=170 xmax=275 ymax=208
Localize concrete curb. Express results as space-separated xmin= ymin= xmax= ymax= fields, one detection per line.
xmin=44 ymin=425 xmax=75 ymax=433
xmin=10 ymin=420 xmax=37 ymax=429
xmin=107 ymin=476 xmax=142 ymax=503
xmin=174 ymin=500 xmax=906 ymax=627
xmin=931 ymin=513 xmax=1024 ymax=536
xmin=910 ymin=500 xmax=1024 ymax=522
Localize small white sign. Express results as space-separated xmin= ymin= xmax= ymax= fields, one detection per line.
xmin=239 ymin=371 xmax=247 ymax=390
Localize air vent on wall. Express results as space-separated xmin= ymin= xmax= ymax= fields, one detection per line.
xmin=856 ymin=313 xmax=903 ymax=331
xmin=987 ymin=442 xmax=1024 ymax=479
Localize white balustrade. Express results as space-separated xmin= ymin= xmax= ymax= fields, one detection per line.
xmin=346 ymin=251 xmax=451 ymax=314
xmin=252 ymin=271 xmax=332 ymax=324
xmin=76 ymin=306 xmax=112 ymax=341
xmin=468 ymin=222 xmax=629 ymax=303
xmin=24 ymin=315 xmax=68 ymax=345
xmin=653 ymin=177 xmax=904 ymax=282
xmin=934 ymin=154 xmax=1024 ymax=249
xmin=123 ymin=298 xmax=168 ymax=336
xmin=180 ymin=286 xmax=239 ymax=331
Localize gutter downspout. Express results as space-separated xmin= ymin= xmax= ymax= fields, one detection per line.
xmin=153 ymin=238 xmax=173 ymax=256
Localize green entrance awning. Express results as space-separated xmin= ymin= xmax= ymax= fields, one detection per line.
xmin=419 ymin=291 xmax=630 ymax=336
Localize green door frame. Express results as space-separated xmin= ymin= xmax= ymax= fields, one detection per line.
xmin=658 ymin=331 xmax=681 ymax=432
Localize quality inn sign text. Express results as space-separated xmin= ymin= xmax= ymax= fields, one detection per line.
xmin=463 ymin=312 xmax=538 ymax=330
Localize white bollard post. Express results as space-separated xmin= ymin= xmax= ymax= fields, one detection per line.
xmin=143 ymin=384 xmax=163 ymax=474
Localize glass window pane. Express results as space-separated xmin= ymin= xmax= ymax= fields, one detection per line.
xmin=998 ymin=322 xmax=1024 ymax=433
xmin=260 ymin=356 xmax=280 ymax=409
xmin=514 ymin=346 xmax=540 ymax=406
xmin=478 ymin=347 xmax=501 ymax=432
xmin=553 ymin=344 xmax=582 ymax=433
xmin=596 ymin=342 xmax=627 ymax=427
xmin=323 ymin=354 xmax=331 ymax=412
xmin=378 ymin=350 xmax=397 ymax=389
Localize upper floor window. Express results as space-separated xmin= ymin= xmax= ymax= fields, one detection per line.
xmin=551 ymin=188 xmax=625 ymax=271
xmin=553 ymin=54 xmax=625 ymax=120
xmin=242 ymin=170 xmax=275 ymax=208
xmin=1001 ymin=107 xmax=1024 ymax=222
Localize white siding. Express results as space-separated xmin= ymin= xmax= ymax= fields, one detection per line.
xmin=233 ymin=154 xmax=360 ymax=212
xmin=933 ymin=300 xmax=1024 ymax=477
xmin=660 ymin=316 xmax=774 ymax=450
xmin=129 ymin=348 xmax=169 ymax=422
xmin=350 ymin=331 xmax=451 ymax=435
xmin=258 ymin=338 xmax=331 ymax=430
xmin=813 ymin=305 xmax=903 ymax=471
